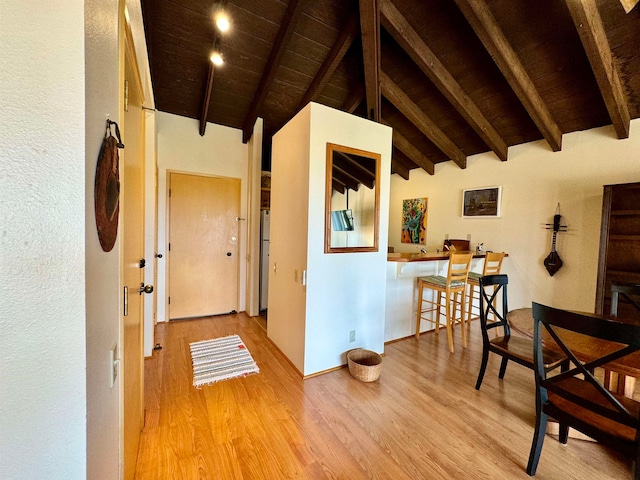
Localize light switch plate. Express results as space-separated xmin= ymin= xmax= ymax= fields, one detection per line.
xmin=110 ymin=344 xmax=119 ymax=388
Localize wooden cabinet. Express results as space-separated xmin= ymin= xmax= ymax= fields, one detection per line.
xmin=595 ymin=182 xmax=640 ymax=316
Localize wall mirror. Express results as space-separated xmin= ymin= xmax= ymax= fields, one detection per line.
xmin=325 ymin=143 xmax=380 ymax=253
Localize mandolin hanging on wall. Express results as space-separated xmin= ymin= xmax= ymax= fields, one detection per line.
xmin=544 ymin=205 xmax=567 ymax=277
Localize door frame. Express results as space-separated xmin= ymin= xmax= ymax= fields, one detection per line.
xmin=119 ymin=8 xmax=145 ymax=479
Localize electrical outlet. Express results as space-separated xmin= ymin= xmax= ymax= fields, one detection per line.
xmin=349 ymin=330 xmax=356 ymax=343
xmin=467 ymin=233 xmax=472 ymax=241
xmin=110 ymin=344 xmax=119 ymax=388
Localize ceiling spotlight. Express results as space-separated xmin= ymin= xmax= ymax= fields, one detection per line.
xmin=210 ymin=52 xmax=224 ymax=66
xmin=215 ymin=13 xmax=230 ymax=32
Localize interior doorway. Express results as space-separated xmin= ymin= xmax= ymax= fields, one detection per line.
xmin=168 ymin=172 xmax=241 ymax=319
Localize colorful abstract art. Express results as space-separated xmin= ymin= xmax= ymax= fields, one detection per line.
xmin=402 ymin=198 xmax=428 ymax=244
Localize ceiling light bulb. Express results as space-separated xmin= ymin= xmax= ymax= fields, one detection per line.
xmin=210 ymin=52 xmax=224 ymax=66
xmin=216 ymin=14 xmax=230 ymax=32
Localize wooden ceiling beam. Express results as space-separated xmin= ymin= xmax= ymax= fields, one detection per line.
xmin=341 ymin=85 xmax=365 ymax=113
xmin=296 ymin=15 xmax=359 ymax=113
xmin=393 ymin=148 xmax=421 ymax=177
xmin=382 ymin=116 xmax=435 ymax=175
xmin=380 ymin=0 xmax=508 ymax=161
xmin=391 ymin=157 xmax=410 ymax=180
xmin=565 ymin=0 xmax=630 ymax=139
xmin=380 ymin=71 xmax=467 ymax=169
xmin=242 ymin=0 xmax=305 ymax=143
xmin=359 ymin=0 xmax=381 ymax=122
xmin=455 ymin=0 xmax=563 ymax=152
xmin=198 ymin=30 xmax=219 ymax=137
xmin=389 ymin=126 xmax=435 ymax=175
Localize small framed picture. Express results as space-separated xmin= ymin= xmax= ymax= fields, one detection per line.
xmin=462 ymin=186 xmax=502 ymax=218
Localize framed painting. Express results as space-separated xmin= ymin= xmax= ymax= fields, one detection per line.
xmin=401 ymin=198 xmax=428 ymax=244
xmin=462 ymin=186 xmax=502 ymax=218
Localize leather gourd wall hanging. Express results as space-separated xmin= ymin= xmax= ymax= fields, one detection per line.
xmin=94 ymin=119 xmax=124 ymax=252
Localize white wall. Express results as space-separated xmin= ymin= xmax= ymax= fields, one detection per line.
xmin=84 ymin=0 xmax=122 ymax=478
xmin=269 ymin=107 xmax=312 ymax=373
xmin=247 ymin=119 xmax=263 ymax=317
xmin=389 ymin=120 xmax=640 ymax=315
xmin=306 ymin=104 xmax=392 ymax=375
xmin=155 ymin=112 xmax=254 ymax=320
xmin=0 ymin=2 xmax=87 ymax=478
xmin=269 ymin=103 xmax=392 ymax=376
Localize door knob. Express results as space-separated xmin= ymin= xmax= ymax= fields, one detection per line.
xmin=227 ymin=252 xmax=232 ymax=256
xmin=139 ymin=283 xmax=154 ymax=295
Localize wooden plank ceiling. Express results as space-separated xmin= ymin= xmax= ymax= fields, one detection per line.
xmin=141 ymin=0 xmax=640 ymax=179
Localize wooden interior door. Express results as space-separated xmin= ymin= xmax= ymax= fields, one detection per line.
xmin=122 ymin=23 xmax=145 ymax=480
xmin=168 ymin=173 xmax=240 ymax=319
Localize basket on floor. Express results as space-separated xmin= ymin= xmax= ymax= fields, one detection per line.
xmin=347 ymin=348 xmax=382 ymax=382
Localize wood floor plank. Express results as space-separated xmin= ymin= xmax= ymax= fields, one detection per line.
xmin=135 ymin=313 xmax=631 ymax=479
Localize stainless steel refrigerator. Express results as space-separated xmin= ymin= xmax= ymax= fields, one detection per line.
xmin=260 ymin=210 xmax=270 ymax=311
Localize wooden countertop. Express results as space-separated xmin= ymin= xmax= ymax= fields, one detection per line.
xmin=387 ymin=251 xmax=503 ymax=262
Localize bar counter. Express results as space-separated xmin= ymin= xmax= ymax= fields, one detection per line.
xmin=387 ymin=250 xmax=490 ymax=262
xmin=384 ymin=250 xmax=507 ymax=342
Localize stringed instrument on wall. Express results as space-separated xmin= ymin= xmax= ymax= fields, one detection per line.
xmin=544 ymin=209 xmax=567 ymax=277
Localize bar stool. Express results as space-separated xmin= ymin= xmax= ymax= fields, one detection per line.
xmin=415 ymin=252 xmax=473 ymax=353
xmin=467 ymin=252 xmax=506 ymax=324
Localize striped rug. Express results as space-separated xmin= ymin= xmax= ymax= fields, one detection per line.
xmin=190 ymin=334 xmax=259 ymax=387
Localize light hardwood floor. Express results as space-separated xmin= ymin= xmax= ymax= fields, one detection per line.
xmin=135 ymin=313 xmax=631 ymax=479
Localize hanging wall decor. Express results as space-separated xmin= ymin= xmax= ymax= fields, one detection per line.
xmin=462 ymin=186 xmax=502 ymax=218
xmin=94 ymin=120 xmax=124 ymax=252
xmin=401 ymin=197 xmax=428 ymax=245
xmin=543 ymin=204 xmax=567 ymax=277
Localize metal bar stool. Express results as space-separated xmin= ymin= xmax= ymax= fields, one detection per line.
xmin=467 ymin=252 xmax=506 ymax=324
xmin=415 ymin=253 xmax=473 ymax=353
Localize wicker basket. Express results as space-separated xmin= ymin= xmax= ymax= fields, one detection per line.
xmin=347 ymin=348 xmax=382 ymax=382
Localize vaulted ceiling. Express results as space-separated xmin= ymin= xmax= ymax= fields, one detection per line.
xmin=141 ymin=0 xmax=640 ymax=178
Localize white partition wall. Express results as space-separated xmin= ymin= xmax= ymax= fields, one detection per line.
xmin=269 ymin=103 xmax=392 ymax=376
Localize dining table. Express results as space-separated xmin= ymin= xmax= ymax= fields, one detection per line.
xmin=507 ymin=307 xmax=640 ymax=398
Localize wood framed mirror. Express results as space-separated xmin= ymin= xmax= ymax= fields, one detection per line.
xmin=325 ymin=143 xmax=380 ymax=253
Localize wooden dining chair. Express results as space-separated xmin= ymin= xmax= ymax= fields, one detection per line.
xmin=605 ymin=283 xmax=640 ymax=396
xmin=467 ymin=251 xmax=505 ymax=324
xmin=527 ymin=302 xmax=640 ymax=478
xmin=474 ymin=275 xmax=565 ymax=390
xmin=415 ymin=252 xmax=472 ymax=353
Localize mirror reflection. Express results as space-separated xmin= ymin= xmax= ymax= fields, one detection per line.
xmin=325 ymin=143 xmax=380 ymax=253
